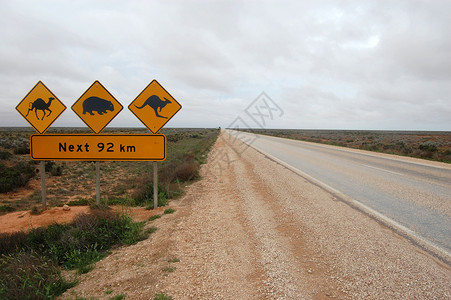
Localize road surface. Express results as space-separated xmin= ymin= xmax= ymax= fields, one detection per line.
xmin=229 ymin=129 xmax=451 ymax=261
xmin=64 ymin=130 xmax=451 ymax=299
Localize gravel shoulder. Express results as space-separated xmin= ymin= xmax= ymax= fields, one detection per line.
xmin=61 ymin=130 xmax=450 ymax=299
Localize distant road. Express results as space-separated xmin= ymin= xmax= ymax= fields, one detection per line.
xmin=230 ymin=130 xmax=451 ymax=259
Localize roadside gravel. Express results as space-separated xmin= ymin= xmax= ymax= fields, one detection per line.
xmin=62 ymin=130 xmax=450 ymax=299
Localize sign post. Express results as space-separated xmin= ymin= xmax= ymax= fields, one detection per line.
xmin=129 ymin=79 xmax=182 ymax=207
xmin=153 ymin=161 xmax=158 ymax=209
xmin=72 ymin=81 xmax=124 ymax=204
xmin=96 ymin=162 xmax=100 ymax=205
xmin=16 ymin=81 xmax=66 ymax=210
xmin=40 ymin=161 xmax=46 ymax=209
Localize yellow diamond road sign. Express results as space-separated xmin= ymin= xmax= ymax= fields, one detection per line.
xmin=129 ymin=80 xmax=182 ymax=133
xmin=72 ymin=80 xmax=123 ymax=134
xmin=16 ymin=81 xmax=66 ymax=134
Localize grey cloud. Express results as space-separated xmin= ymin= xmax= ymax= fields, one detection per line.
xmin=1 ymin=0 xmax=450 ymax=130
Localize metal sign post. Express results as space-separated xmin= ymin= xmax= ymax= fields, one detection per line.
xmin=16 ymin=81 xmax=66 ymax=211
xmin=40 ymin=161 xmax=46 ymax=210
xmin=153 ymin=161 xmax=158 ymax=209
xmin=128 ymin=79 xmax=182 ymax=209
xmin=71 ymin=80 xmax=124 ymax=204
xmin=96 ymin=161 xmax=100 ymax=205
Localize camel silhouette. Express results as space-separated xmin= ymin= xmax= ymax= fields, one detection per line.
xmin=134 ymin=95 xmax=171 ymax=119
xmin=26 ymin=97 xmax=54 ymax=120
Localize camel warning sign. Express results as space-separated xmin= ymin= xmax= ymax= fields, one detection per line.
xmin=72 ymin=81 xmax=123 ymax=134
xmin=16 ymin=81 xmax=67 ymax=134
xmin=128 ymin=80 xmax=182 ymax=133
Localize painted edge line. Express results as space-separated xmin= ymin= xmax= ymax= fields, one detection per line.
xmin=229 ymin=130 xmax=451 ymax=266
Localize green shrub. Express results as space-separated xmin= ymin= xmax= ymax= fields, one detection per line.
xmin=0 ymin=162 xmax=35 ymax=193
xmin=0 ymin=210 xmax=149 ymax=300
xmin=0 ymin=205 xmax=15 ymax=213
xmin=13 ymin=146 xmax=29 ymax=155
xmin=145 ymin=226 xmax=158 ymax=234
xmin=67 ymin=198 xmax=93 ymax=206
xmin=163 ymin=208 xmax=175 ymax=215
xmin=419 ymin=142 xmax=438 ymax=152
xmin=174 ymin=160 xmax=199 ymax=181
xmin=0 ymin=151 xmax=12 ymax=160
xmin=45 ymin=161 xmax=63 ymax=176
xmin=30 ymin=206 xmax=42 ymax=215
xmin=111 ymin=294 xmax=126 ymax=300
xmin=0 ymin=231 xmax=28 ymax=254
xmin=0 ymin=251 xmax=75 ymax=300
xmin=133 ymin=183 xmax=169 ymax=207
xmin=154 ymin=293 xmax=172 ymax=300
xmin=63 ymin=245 xmax=103 ymax=272
xmin=149 ymin=214 xmax=161 ymax=221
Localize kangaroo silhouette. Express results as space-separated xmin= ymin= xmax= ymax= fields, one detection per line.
xmin=25 ymin=97 xmax=54 ymax=120
xmin=134 ymin=95 xmax=171 ymax=119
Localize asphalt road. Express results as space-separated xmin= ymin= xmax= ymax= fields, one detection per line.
xmin=229 ymin=130 xmax=451 ymax=259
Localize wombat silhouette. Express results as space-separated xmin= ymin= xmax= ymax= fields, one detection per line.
xmin=83 ymin=97 xmax=114 ymax=115
xmin=134 ymin=95 xmax=171 ymax=119
xmin=26 ymin=97 xmax=54 ymax=120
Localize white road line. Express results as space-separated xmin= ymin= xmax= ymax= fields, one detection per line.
xmin=362 ymin=164 xmax=405 ymax=176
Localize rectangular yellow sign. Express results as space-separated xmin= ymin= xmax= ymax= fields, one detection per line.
xmin=31 ymin=134 xmax=166 ymax=161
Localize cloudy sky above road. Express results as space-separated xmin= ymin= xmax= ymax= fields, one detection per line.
xmin=1 ymin=0 xmax=450 ymax=131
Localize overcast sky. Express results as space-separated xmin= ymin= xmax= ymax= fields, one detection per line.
xmin=2 ymin=0 xmax=450 ymax=131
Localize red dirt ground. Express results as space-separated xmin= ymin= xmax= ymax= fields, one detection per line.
xmin=0 ymin=206 xmax=164 ymax=234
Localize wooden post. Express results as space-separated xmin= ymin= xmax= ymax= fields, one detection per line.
xmin=40 ymin=161 xmax=46 ymax=210
xmin=96 ymin=161 xmax=100 ymax=205
xmin=153 ymin=161 xmax=158 ymax=209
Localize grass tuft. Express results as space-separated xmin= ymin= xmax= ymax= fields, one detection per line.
xmin=154 ymin=293 xmax=172 ymax=300
xmin=163 ymin=208 xmax=175 ymax=215
xmin=149 ymin=214 xmax=162 ymax=221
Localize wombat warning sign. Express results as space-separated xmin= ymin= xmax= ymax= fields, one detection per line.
xmin=72 ymin=81 xmax=123 ymax=134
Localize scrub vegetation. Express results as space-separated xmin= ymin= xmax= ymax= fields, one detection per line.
xmin=241 ymin=129 xmax=451 ymax=163
xmin=0 ymin=127 xmax=219 ymax=299
xmin=0 ymin=127 xmax=219 ymax=214
xmin=0 ymin=208 xmax=150 ymax=299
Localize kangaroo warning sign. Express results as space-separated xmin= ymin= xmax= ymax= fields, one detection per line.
xmin=129 ymin=80 xmax=182 ymax=133
xmin=72 ymin=81 xmax=123 ymax=134
xmin=16 ymin=81 xmax=67 ymax=134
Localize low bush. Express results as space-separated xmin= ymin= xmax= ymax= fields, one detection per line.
xmin=133 ymin=183 xmax=169 ymax=207
xmin=164 ymin=208 xmax=175 ymax=214
xmin=154 ymin=293 xmax=173 ymax=300
xmin=0 ymin=231 xmax=28 ymax=254
xmin=67 ymin=198 xmax=93 ymax=206
xmin=0 ymin=205 xmax=15 ymax=213
xmin=149 ymin=214 xmax=161 ymax=221
xmin=0 ymin=151 xmax=11 ymax=160
xmin=0 ymin=210 xmax=149 ymax=298
xmin=0 ymin=251 xmax=75 ymax=300
xmin=45 ymin=161 xmax=63 ymax=176
xmin=174 ymin=159 xmax=199 ymax=182
xmin=134 ymin=129 xmax=219 ymax=208
xmin=0 ymin=162 xmax=35 ymax=193
xmin=13 ymin=146 xmax=29 ymax=155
